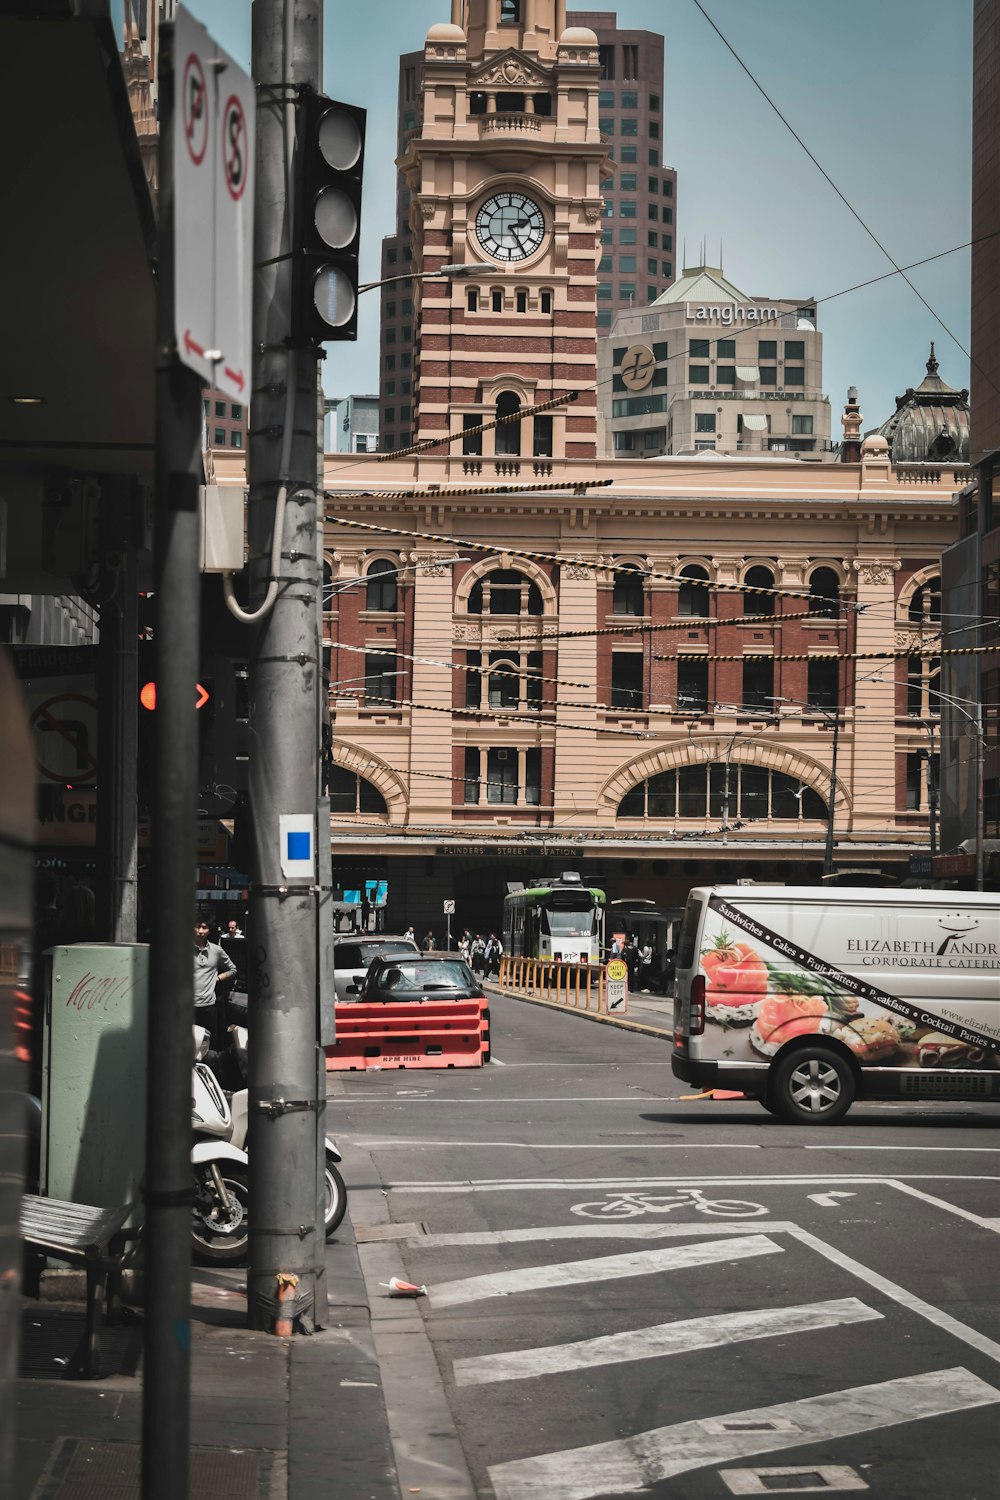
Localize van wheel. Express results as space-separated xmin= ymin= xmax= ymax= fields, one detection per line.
xmin=771 ymin=1044 xmax=854 ymax=1125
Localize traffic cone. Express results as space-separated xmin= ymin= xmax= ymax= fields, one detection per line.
xmin=381 ymin=1276 xmax=427 ymax=1297
xmin=710 ymin=1089 xmax=746 ymax=1100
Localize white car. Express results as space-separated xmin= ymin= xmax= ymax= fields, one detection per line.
xmin=332 ymin=935 xmax=420 ymax=1003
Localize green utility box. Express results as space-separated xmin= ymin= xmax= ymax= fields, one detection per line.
xmin=42 ymin=944 xmax=148 ymax=1217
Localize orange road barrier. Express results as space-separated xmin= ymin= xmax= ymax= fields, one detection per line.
xmin=324 ymin=999 xmax=490 ymax=1071
xmin=498 ymin=956 xmax=606 ymax=1013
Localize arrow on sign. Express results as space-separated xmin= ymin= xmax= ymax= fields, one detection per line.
xmin=184 ymin=329 xmax=206 ymax=358
xmin=808 ymin=1191 xmax=857 ymax=1208
xmin=224 ymin=366 xmax=245 ymax=392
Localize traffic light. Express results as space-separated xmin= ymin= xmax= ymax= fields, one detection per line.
xmin=293 ymin=91 xmax=366 ymax=345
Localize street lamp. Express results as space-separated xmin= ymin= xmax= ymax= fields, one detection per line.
xmin=358 ymin=263 xmax=478 ymax=294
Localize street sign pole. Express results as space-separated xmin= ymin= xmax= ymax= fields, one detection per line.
xmin=142 ymin=18 xmax=204 ymax=1500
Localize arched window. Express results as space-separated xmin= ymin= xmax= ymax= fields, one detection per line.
xmin=808 ymin=566 xmax=840 ymax=618
xmin=329 ymin=767 xmax=387 ymax=815
xmin=495 ymin=391 xmax=522 ymax=455
xmin=908 ymin=575 xmax=941 ymax=624
xmin=612 ymin=564 xmax=645 ymax=616
xmin=617 ymin=764 xmax=827 ymax=822
xmin=677 ymin=564 xmax=710 ymax=617
xmin=366 ymin=558 xmax=398 ymax=612
xmin=743 ymin=564 xmax=775 ymax=618
xmin=468 ymin=569 xmax=543 ymax=616
xmin=488 ymin=657 xmax=519 ymax=709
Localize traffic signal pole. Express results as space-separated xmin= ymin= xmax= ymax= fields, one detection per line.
xmin=246 ymin=0 xmax=326 ymax=1332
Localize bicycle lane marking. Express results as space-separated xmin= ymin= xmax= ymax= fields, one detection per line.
xmin=454 ymin=1296 xmax=882 ymax=1385
xmin=428 ymin=1234 xmax=782 ymax=1309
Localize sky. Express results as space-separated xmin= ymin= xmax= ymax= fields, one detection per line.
xmin=180 ymin=0 xmax=973 ymax=433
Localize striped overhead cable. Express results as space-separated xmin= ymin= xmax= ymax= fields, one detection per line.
xmin=354 ymin=693 xmax=658 ymax=738
xmin=327 ymin=477 xmax=615 ymax=500
xmin=652 ymin=642 xmax=1000 ymax=664
xmin=322 ymin=513 xmax=824 ymax=604
xmin=375 ymin=391 xmax=580 ymax=461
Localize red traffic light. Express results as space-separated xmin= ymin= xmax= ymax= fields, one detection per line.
xmin=139 ymin=682 xmax=210 ymax=711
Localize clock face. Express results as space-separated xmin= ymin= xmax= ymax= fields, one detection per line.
xmin=475 ymin=192 xmax=546 ymax=262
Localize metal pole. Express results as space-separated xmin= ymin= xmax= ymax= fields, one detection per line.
xmin=142 ymin=21 xmax=202 ymax=1500
xmin=926 ymin=722 xmax=938 ymax=860
xmin=823 ymin=711 xmax=841 ymax=877
xmin=246 ymin=0 xmax=324 ymax=1334
xmin=975 ymin=703 xmax=985 ymax=892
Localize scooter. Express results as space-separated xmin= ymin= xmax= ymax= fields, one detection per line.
xmin=192 ymin=1028 xmax=251 ymax=1264
xmin=225 ymin=1026 xmax=347 ymax=1238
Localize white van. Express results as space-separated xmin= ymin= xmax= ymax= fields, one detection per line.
xmin=672 ymin=886 xmax=1000 ymax=1124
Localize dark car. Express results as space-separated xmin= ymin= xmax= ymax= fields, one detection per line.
xmin=351 ymin=955 xmax=485 ymax=1003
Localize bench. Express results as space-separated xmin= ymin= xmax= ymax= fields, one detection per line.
xmin=20 ymin=1195 xmax=141 ymax=1378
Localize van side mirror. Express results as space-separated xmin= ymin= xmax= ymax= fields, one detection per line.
xmin=345 ymin=980 xmax=360 ymax=995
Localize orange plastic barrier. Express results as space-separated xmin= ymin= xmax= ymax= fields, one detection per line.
xmin=324 ymin=999 xmax=490 ymax=1071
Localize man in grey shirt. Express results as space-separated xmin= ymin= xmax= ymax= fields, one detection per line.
xmin=194 ymin=919 xmax=237 ymax=1048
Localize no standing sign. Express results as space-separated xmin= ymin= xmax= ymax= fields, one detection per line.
xmin=173 ymin=6 xmax=255 ymax=402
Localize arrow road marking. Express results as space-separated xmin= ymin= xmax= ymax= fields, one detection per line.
xmin=488 ymin=1367 xmax=1000 ymax=1500
xmin=429 ymin=1234 xmax=782 ymax=1309
xmin=454 ymin=1296 xmax=881 ymax=1386
xmin=808 ymin=1190 xmax=857 ymax=1207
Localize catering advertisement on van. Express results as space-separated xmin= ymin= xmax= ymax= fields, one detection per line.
xmin=697 ymin=895 xmax=1000 ymax=1072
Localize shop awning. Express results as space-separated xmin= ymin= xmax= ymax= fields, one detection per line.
xmin=741 ymin=414 xmax=769 ymax=431
xmin=737 ymin=365 xmax=760 ymax=381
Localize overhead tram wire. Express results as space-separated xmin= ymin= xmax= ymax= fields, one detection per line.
xmin=689 ymin=0 xmax=984 ymax=394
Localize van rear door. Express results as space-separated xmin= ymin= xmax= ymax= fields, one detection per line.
xmin=672 ymin=890 xmax=705 ymax=1053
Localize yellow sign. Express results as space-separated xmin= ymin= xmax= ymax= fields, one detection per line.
xmin=606 ymin=958 xmax=628 ymax=982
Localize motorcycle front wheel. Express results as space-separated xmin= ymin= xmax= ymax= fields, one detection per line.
xmin=192 ymin=1162 xmax=250 ymax=1263
xmin=324 ymin=1156 xmax=347 ymax=1237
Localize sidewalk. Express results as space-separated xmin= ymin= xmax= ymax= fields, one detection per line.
xmin=14 ymin=1209 xmax=398 ymax=1500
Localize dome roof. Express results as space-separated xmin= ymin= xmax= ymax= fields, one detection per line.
xmin=875 ymin=344 xmax=969 ymax=464
xmin=426 ymin=21 xmax=465 ymax=41
xmin=559 ymin=26 xmax=599 ymax=44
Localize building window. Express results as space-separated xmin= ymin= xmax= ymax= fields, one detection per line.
xmin=648 ymin=148 xmax=659 ymax=165
xmin=908 ymin=575 xmax=942 ymax=624
xmin=597 ymin=284 xmax=613 ymax=300
xmin=468 ymin=568 xmax=543 ymax=617
xmin=648 ymin=176 xmax=659 ymax=194
xmin=462 ymin=415 xmax=482 ymax=456
xmin=622 ymin=45 xmax=638 ymax=78
xmin=231 ymin=403 xmax=243 ymax=420
xmin=330 ymin=768 xmax=387 ymax=816
xmin=533 ymin=415 xmax=552 ymax=456
xmin=597 ymin=311 xmax=613 ymax=328
xmin=649 ymin=120 xmax=659 ymax=139
xmin=599 ymin=44 xmax=615 ymax=79
xmin=677 ymin=657 xmax=709 ymax=713
xmin=620 ymin=255 xmax=637 ymax=273
xmin=614 ymin=431 xmax=636 ymax=451
xmin=792 ymin=415 xmax=814 ymax=435
xmin=620 ymin=283 xmax=636 ymax=301
xmin=516 ymin=289 xmax=527 ymax=313
xmin=620 ymin=173 xmax=637 ymax=191
xmin=785 ymin=367 xmax=805 ymax=386
xmin=663 ymin=178 xmax=673 ymax=196
xmin=613 ymin=564 xmax=645 ymax=616
xmin=759 ymin=339 xmax=777 ymax=358
xmin=467 ymin=288 xmax=478 ymax=312
xmin=598 ymin=89 xmax=615 ymax=108
xmin=620 ymin=145 xmax=637 ymax=163
xmin=784 ymin=340 xmax=805 ymax=360
xmin=650 ymin=94 xmax=660 ymax=111
xmin=808 ymin=567 xmax=840 ymax=618
xmin=717 ymin=340 xmax=736 ymax=358
xmin=694 ymin=440 xmax=716 ymax=451
xmin=599 ymin=117 xmax=615 ymax=137
xmin=807 ymin=659 xmax=839 ymax=709
xmin=215 ymin=401 xmax=226 ymax=417
xmin=620 ymin=226 xmax=637 ymax=245
xmin=695 ymin=413 xmax=716 ymax=433
xmin=742 ymin=657 xmax=775 ymax=712
xmin=744 ymin=564 xmax=776 ymax=617
xmin=601 ymin=227 xmax=613 ymax=245
xmin=231 ymin=431 xmax=243 ymax=448
xmin=214 ymin=428 xmax=225 ymax=445
xmin=717 ymin=366 xmax=736 ymax=385
xmin=365 ymin=558 xmax=398 ymax=612
xmin=491 ymin=289 xmax=503 ymax=313
xmin=540 ymin=289 xmax=553 ymax=315
xmin=463 ymin=748 xmax=480 ymax=804
xmin=469 ymin=91 xmax=487 ymax=115
xmin=759 ymin=366 xmax=777 ymax=385
xmin=648 ymin=204 xmax=658 ymax=220
xmin=690 ymin=338 xmax=710 ymax=358
xmin=906 ymin=753 xmax=923 ymax=811
xmin=611 ymin=653 xmax=644 ymax=709
xmin=617 ymin=764 xmax=826 ymax=822
xmin=621 ymin=117 xmax=638 ymax=136
xmin=620 ymin=90 xmax=638 ymax=109
xmin=689 ymin=365 xmax=710 ymax=384
xmin=364 ymin=652 xmax=397 ymax=704
xmin=647 ymin=257 xmax=658 ymax=275
xmin=598 ymin=254 xmax=613 ymax=273
xmin=677 ymin=564 xmax=710 ymax=617
xmin=499 ymin=0 xmax=520 ymax=23
xmin=620 ymin=200 xmax=637 ymax=218
xmin=487 ymin=748 xmax=518 ymax=804
xmin=533 ymin=92 xmax=552 ymax=116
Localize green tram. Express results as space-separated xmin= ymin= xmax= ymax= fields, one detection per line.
xmin=502 ymin=872 xmax=606 ymax=965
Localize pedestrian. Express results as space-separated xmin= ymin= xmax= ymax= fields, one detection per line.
xmin=423 ymin=929 xmax=437 ymax=951
xmin=194 ymin=918 xmax=237 ymax=1050
xmin=639 ymin=939 xmax=653 ymax=992
xmin=470 ymin=933 xmax=486 ymax=977
xmin=404 ymin=925 xmax=415 ymax=943
xmin=458 ymin=929 xmax=470 ymax=960
xmin=623 ymin=934 xmax=640 ymax=993
xmin=485 ymin=931 xmax=503 ymax=978
xmin=226 ymin=918 xmax=244 ymax=939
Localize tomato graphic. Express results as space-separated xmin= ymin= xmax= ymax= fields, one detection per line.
xmin=700 ymin=934 xmax=768 ymax=995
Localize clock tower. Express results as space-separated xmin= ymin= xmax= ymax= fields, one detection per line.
xmin=399 ymin=1 xmax=607 ymax=460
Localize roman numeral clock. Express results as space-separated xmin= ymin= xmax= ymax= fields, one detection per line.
xmin=474 ymin=192 xmax=547 ymax=263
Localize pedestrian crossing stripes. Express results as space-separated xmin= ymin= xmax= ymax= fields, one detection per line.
xmin=487 ymin=1367 xmax=1000 ymax=1500
xmin=429 ymin=1232 xmax=782 ymax=1309
xmin=453 ymin=1295 xmax=882 ymax=1385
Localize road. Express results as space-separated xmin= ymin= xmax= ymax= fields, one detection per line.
xmin=331 ymin=991 xmax=1000 ymax=1500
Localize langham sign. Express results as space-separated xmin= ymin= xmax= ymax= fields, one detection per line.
xmin=685 ymin=303 xmax=784 ymax=325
